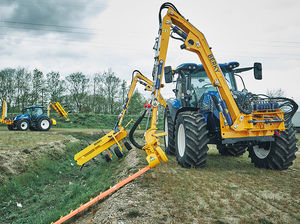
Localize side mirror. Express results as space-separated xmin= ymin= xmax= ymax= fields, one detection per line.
xmin=254 ymin=62 xmax=262 ymax=80
xmin=164 ymin=66 xmax=173 ymax=83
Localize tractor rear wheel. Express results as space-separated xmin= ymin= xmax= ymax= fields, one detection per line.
xmin=175 ymin=111 xmax=209 ymax=168
xmin=164 ymin=107 xmax=176 ymax=155
xmin=17 ymin=119 xmax=29 ymax=131
xmin=37 ymin=117 xmax=52 ymax=131
xmin=248 ymin=124 xmax=298 ymax=170
xmin=217 ymin=144 xmax=246 ymax=157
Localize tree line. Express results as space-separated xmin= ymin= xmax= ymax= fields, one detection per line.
xmin=0 ymin=67 xmax=145 ymax=115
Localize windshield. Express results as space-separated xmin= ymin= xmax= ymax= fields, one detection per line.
xmin=24 ymin=107 xmax=44 ymax=117
xmin=188 ymin=67 xmax=236 ymax=106
xmin=190 ymin=68 xmax=236 ymax=94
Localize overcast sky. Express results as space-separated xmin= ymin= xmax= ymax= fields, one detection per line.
xmin=0 ymin=0 xmax=299 ymax=105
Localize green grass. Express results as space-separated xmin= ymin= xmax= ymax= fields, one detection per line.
xmin=0 ymin=129 xmax=68 ymax=151
xmin=50 ymin=112 xmax=164 ymax=130
xmin=0 ymin=112 xmax=164 ymax=130
xmin=129 ymin=143 xmax=300 ymax=224
xmin=0 ymin=141 xmax=124 ymax=224
xmin=0 ymin=123 xmax=299 ymax=223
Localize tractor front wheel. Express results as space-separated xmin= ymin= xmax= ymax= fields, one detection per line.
xmin=175 ymin=111 xmax=209 ymax=168
xmin=8 ymin=125 xmax=17 ymax=131
xmin=248 ymin=124 xmax=298 ymax=170
xmin=37 ymin=117 xmax=52 ymax=131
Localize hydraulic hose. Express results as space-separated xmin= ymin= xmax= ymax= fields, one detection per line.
xmin=129 ymin=110 xmax=147 ymax=149
xmin=159 ymin=2 xmax=182 ymax=26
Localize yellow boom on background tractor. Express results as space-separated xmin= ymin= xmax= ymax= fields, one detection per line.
xmin=0 ymin=99 xmax=13 ymax=125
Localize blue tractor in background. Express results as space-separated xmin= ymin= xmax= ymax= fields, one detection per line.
xmin=163 ymin=62 xmax=298 ymax=169
xmin=8 ymin=106 xmax=53 ymax=131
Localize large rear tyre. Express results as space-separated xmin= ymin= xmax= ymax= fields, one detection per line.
xmin=16 ymin=119 xmax=29 ymax=131
xmin=37 ymin=117 xmax=52 ymax=131
xmin=175 ymin=111 xmax=209 ymax=168
xmin=164 ymin=107 xmax=176 ymax=155
xmin=217 ymin=144 xmax=246 ymax=157
xmin=248 ymin=124 xmax=298 ymax=170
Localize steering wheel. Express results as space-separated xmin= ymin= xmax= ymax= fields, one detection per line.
xmin=202 ymin=83 xmax=213 ymax=88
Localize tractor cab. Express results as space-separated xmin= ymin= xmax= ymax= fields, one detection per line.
xmin=22 ymin=106 xmax=45 ymax=121
xmin=169 ymin=62 xmax=239 ymax=108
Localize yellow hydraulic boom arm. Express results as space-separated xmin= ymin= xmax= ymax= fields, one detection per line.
xmin=152 ymin=3 xmax=284 ymax=139
xmin=0 ymin=99 xmax=13 ymax=125
xmin=74 ymin=71 xmax=167 ymax=167
xmin=48 ymin=102 xmax=70 ymax=121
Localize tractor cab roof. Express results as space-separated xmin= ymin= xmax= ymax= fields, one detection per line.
xmin=24 ymin=106 xmax=44 ymax=109
xmin=176 ymin=62 xmax=240 ymax=71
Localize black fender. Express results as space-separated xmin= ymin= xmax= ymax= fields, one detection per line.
xmin=174 ymin=107 xmax=199 ymax=124
xmin=167 ymin=102 xmax=200 ymax=134
xmin=166 ymin=101 xmax=179 ymax=122
xmin=167 ymin=101 xmax=200 ymax=123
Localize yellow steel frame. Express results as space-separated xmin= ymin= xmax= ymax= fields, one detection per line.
xmin=0 ymin=99 xmax=13 ymax=125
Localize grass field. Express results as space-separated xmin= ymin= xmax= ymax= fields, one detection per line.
xmin=78 ymin=134 xmax=300 ymax=224
xmin=48 ymin=112 xmax=164 ymax=130
xmin=0 ymin=128 xmax=125 ymax=224
xmin=0 ymin=127 xmax=299 ymax=224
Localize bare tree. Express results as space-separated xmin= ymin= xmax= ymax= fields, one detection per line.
xmin=0 ymin=68 xmax=16 ymax=107
xmin=66 ymin=72 xmax=89 ymax=112
xmin=267 ymin=88 xmax=285 ymax=97
xmin=30 ymin=68 xmax=45 ymax=105
xmin=46 ymin=71 xmax=65 ymax=103
xmin=101 ymin=69 xmax=121 ymax=114
xmin=14 ymin=68 xmax=31 ymax=109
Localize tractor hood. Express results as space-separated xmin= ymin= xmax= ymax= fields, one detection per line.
xmin=13 ymin=114 xmax=30 ymax=121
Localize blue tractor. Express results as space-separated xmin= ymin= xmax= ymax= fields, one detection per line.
xmin=163 ymin=62 xmax=298 ymax=170
xmin=8 ymin=106 xmax=53 ymax=131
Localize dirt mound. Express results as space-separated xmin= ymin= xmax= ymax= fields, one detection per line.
xmin=0 ymin=135 xmax=79 ymax=181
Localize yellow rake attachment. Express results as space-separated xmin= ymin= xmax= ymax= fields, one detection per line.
xmin=74 ymin=70 xmax=168 ymax=168
xmin=74 ymin=125 xmax=129 ymax=166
